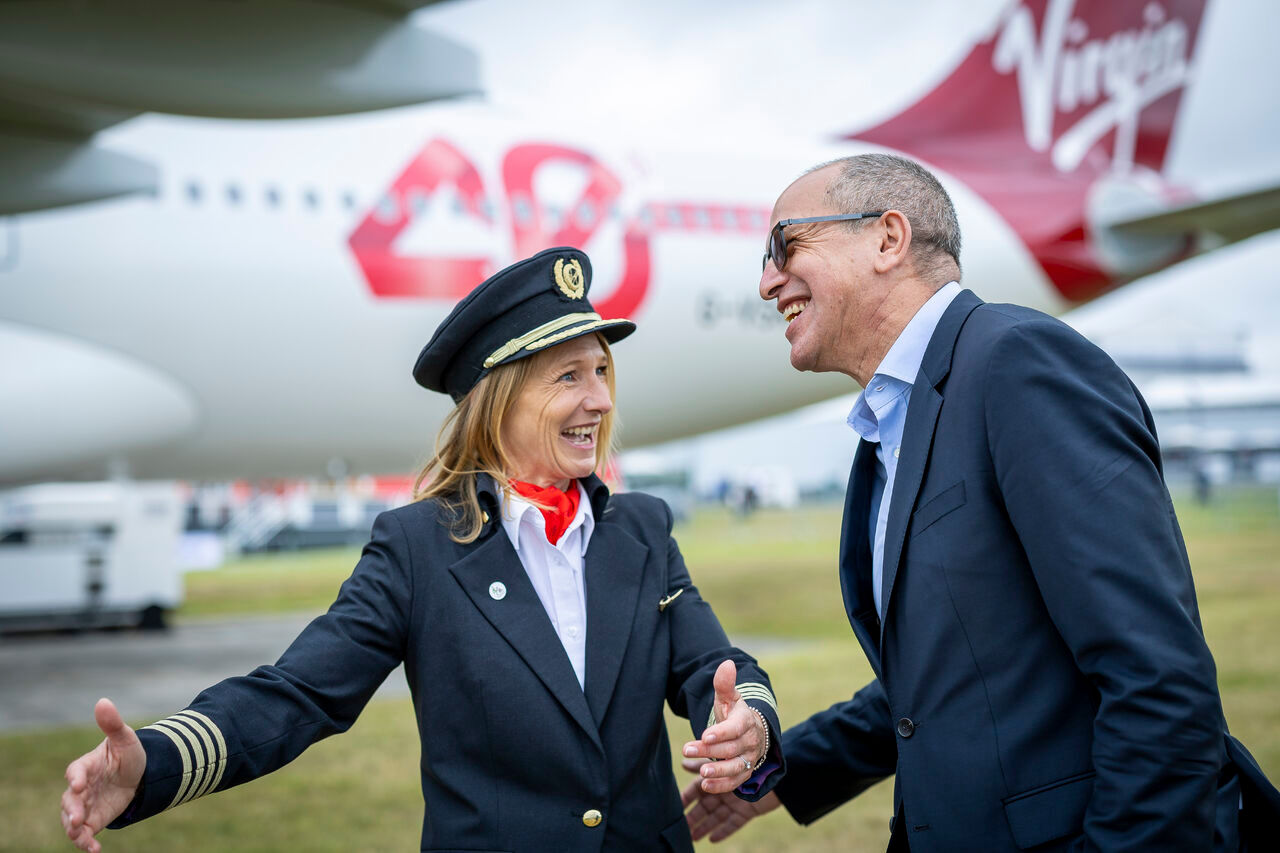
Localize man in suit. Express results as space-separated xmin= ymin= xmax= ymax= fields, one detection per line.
xmin=681 ymin=154 xmax=1274 ymax=850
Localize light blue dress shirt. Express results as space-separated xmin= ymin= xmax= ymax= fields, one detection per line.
xmin=848 ymin=282 xmax=961 ymax=617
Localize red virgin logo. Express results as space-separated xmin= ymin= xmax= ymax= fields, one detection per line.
xmin=994 ymin=0 xmax=1196 ymax=173
xmin=851 ymin=0 xmax=1208 ymax=301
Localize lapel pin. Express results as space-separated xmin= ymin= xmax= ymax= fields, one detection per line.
xmin=658 ymin=588 xmax=686 ymax=611
xmin=489 ymin=581 xmax=507 ymax=601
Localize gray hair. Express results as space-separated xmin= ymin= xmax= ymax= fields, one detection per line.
xmin=807 ymin=153 xmax=962 ymax=283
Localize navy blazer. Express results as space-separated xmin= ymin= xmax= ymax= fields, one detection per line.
xmin=111 ymin=475 xmax=783 ymax=851
xmin=776 ymin=291 xmax=1274 ymax=851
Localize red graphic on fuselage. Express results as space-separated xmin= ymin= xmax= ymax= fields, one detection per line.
xmin=348 ymin=138 xmax=494 ymax=299
xmin=348 ymin=139 xmax=769 ymax=317
xmin=851 ymin=0 xmax=1207 ymax=302
xmin=501 ymin=144 xmax=650 ymax=319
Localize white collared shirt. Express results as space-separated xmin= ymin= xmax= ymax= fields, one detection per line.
xmin=848 ymin=281 xmax=961 ymax=617
xmin=498 ymin=481 xmax=594 ymax=689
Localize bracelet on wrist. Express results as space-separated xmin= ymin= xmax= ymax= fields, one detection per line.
xmin=749 ymin=707 xmax=770 ymax=767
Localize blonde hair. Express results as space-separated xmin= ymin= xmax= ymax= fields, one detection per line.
xmin=413 ymin=334 xmax=619 ymax=543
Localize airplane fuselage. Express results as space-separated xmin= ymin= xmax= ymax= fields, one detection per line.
xmin=0 ymin=105 xmax=1058 ymax=483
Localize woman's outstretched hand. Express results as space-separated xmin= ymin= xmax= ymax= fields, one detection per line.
xmin=60 ymin=698 xmax=145 ymax=852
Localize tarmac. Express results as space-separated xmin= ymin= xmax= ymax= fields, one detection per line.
xmin=0 ymin=614 xmax=409 ymax=733
xmin=0 ymin=617 xmax=800 ymax=734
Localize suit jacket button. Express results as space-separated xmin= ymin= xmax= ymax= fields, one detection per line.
xmin=582 ymin=808 xmax=603 ymax=827
xmin=896 ymin=717 xmax=915 ymax=738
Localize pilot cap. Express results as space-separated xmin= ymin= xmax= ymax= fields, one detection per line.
xmin=413 ymin=247 xmax=636 ymax=401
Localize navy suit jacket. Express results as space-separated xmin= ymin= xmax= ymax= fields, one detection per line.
xmin=111 ymin=475 xmax=783 ymax=852
xmin=776 ymin=291 xmax=1274 ymax=851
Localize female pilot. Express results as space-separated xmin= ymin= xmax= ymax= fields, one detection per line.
xmin=60 ymin=247 xmax=783 ymax=852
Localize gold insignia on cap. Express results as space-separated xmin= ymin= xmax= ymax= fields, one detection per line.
xmin=554 ymin=257 xmax=585 ymax=299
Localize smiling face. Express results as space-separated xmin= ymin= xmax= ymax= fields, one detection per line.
xmin=757 ymin=165 xmax=885 ymax=378
xmin=501 ymin=334 xmax=614 ymax=489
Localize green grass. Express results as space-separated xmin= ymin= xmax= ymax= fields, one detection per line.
xmin=4 ymin=490 xmax=1276 ymax=852
xmin=673 ymin=504 xmax=854 ymax=640
xmin=178 ymin=548 xmax=360 ymax=620
xmin=1169 ymin=488 xmax=1280 ymax=767
xmin=175 ymin=505 xmax=854 ymax=638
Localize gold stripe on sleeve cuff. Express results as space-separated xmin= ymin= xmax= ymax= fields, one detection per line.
xmin=143 ymin=711 xmax=228 ymax=810
xmin=168 ymin=716 xmax=215 ymax=805
xmin=735 ymin=682 xmax=779 ymax=715
xmin=706 ymin=682 xmax=780 ymax=728
xmin=144 ymin=721 xmax=196 ymax=810
xmin=169 ymin=718 xmax=212 ymax=806
xmin=178 ymin=710 xmax=228 ymax=799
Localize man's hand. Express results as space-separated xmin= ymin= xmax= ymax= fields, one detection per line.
xmin=682 ymin=758 xmax=781 ymax=841
xmin=681 ymin=660 xmax=768 ymax=793
xmin=60 ymin=698 xmax=146 ymax=852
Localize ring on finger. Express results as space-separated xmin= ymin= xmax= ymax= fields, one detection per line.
xmin=741 ymin=755 xmax=752 ymax=772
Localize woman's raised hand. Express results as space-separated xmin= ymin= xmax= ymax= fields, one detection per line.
xmin=60 ymin=698 xmax=146 ymax=852
xmin=681 ymin=660 xmax=769 ymax=794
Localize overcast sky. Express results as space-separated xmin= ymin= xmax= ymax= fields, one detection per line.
xmin=421 ymin=0 xmax=1003 ymax=142
xmin=421 ymin=0 xmax=1280 ymax=193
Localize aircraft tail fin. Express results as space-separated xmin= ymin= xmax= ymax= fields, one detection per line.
xmin=849 ymin=0 xmax=1210 ymax=301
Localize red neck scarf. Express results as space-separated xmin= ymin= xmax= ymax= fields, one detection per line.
xmin=509 ymin=479 xmax=581 ymax=545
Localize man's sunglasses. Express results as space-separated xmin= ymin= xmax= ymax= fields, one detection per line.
xmin=762 ymin=212 xmax=885 ymax=272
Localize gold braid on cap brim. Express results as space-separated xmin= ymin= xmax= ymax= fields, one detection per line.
xmin=483 ymin=312 xmax=632 ymax=369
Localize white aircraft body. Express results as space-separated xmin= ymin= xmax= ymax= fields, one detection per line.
xmin=2 ymin=0 xmax=1277 ymax=486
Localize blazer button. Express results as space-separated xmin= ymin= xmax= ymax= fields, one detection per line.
xmin=582 ymin=809 xmax=603 ymax=827
xmin=896 ymin=717 xmax=915 ymax=738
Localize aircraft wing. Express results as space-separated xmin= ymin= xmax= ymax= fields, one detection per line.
xmin=0 ymin=0 xmax=479 ymax=215
xmin=1107 ymin=182 xmax=1280 ymax=248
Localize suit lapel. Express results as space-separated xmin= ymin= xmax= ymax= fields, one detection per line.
xmin=879 ymin=290 xmax=983 ymax=646
xmin=840 ymin=439 xmax=883 ymax=677
xmin=448 ymin=532 xmax=603 ymax=752
xmin=582 ymin=522 xmax=648 ymax=726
